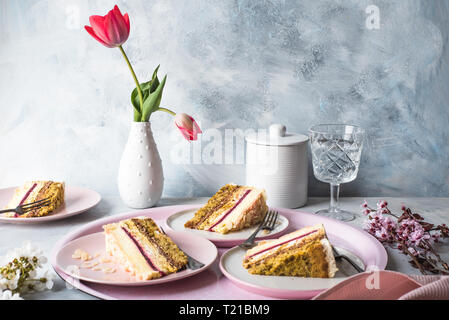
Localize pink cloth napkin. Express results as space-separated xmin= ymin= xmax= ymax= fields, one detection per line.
xmin=313 ymin=271 xmax=449 ymax=300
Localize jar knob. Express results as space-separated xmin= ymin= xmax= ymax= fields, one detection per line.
xmin=269 ymin=124 xmax=286 ymax=138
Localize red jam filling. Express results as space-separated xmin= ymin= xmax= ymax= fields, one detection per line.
xmin=208 ymin=189 xmax=251 ymax=231
xmin=121 ymin=227 xmax=166 ymax=276
xmin=247 ymin=229 xmax=319 ymax=259
xmin=15 ymin=183 xmax=37 ymax=217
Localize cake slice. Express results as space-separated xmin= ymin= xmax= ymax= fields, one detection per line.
xmin=184 ymin=184 xmax=268 ymax=234
xmin=103 ymin=217 xmax=188 ymax=280
xmin=243 ymin=224 xmax=338 ymax=278
xmin=5 ymin=181 xmax=65 ymax=218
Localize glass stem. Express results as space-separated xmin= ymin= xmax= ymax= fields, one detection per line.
xmin=329 ymin=183 xmax=340 ymax=212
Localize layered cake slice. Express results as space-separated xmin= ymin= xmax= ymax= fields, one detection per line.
xmin=184 ymin=184 xmax=268 ymax=234
xmin=103 ymin=217 xmax=188 ymax=281
xmin=243 ymin=224 xmax=338 ymax=278
xmin=5 ymin=181 xmax=65 ymax=218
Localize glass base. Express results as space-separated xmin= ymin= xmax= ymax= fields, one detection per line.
xmin=315 ymin=208 xmax=355 ymax=222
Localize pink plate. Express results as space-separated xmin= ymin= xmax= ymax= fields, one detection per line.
xmin=51 ymin=205 xmax=387 ymax=300
xmin=0 ymin=186 xmax=101 ymax=224
xmin=55 ymin=230 xmax=217 ymax=286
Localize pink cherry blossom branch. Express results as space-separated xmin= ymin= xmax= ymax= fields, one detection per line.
xmin=362 ymin=200 xmax=448 ymax=275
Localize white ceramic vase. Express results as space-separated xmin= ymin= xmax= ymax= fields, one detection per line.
xmin=118 ymin=122 xmax=164 ymax=208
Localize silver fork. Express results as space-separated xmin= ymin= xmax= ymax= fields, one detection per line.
xmin=239 ymin=210 xmax=278 ymax=249
xmin=331 ymin=245 xmax=364 ymax=273
xmin=262 ymin=210 xmax=278 ymax=232
xmin=0 ymin=198 xmax=52 ymax=217
xmin=159 ymin=227 xmax=205 ymax=270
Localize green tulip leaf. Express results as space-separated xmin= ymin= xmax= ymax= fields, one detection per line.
xmin=152 ymin=65 xmax=160 ymax=79
xmin=149 ymin=66 xmax=161 ymax=93
xmin=131 ymin=80 xmax=153 ymax=112
xmin=131 ymin=88 xmax=141 ymax=114
xmin=141 ymin=75 xmax=167 ymax=122
xmin=130 ymin=65 xmax=163 ymax=122
xmin=140 ymin=81 xmax=152 ymax=93
xmin=149 ymin=76 xmax=159 ymax=93
xmin=148 ymin=65 xmax=160 ymax=93
xmin=134 ymin=108 xmax=141 ymax=122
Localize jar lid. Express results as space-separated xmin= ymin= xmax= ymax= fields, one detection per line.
xmin=245 ymin=124 xmax=309 ymax=146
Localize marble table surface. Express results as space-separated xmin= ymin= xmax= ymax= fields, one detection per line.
xmin=1 ymin=196 xmax=448 ymax=300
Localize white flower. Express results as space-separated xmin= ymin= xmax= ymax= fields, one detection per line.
xmin=46 ymin=278 xmax=54 ymax=290
xmin=43 ymin=271 xmax=54 ymax=290
xmin=34 ymin=281 xmax=46 ymax=292
xmin=8 ymin=280 xmax=18 ymax=291
xmin=38 ymin=256 xmax=47 ymax=266
xmin=29 ymin=269 xmax=37 ymax=279
xmin=1 ymin=241 xmax=39 ymax=264
xmin=0 ymin=290 xmax=23 ymax=300
xmin=0 ymin=278 xmax=8 ymax=291
xmin=0 ymin=242 xmax=53 ymax=299
xmin=0 ymin=271 xmax=19 ymax=291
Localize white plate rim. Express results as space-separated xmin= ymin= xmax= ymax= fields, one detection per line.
xmin=0 ymin=185 xmax=101 ymax=224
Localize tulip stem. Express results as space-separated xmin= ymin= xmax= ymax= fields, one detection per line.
xmin=157 ymin=107 xmax=176 ymax=116
xmin=119 ymin=45 xmax=143 ymax=121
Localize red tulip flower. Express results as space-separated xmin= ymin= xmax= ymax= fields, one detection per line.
xmin=85 ymin=5 xmax=130 ymax=48
xmin=85 ymin=5 xmax=202 ymax=134
xmin=174 ymin=113 xmax=202 ymax=141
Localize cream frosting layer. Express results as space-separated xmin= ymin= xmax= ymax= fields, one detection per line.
xmin=320 ymin=238 xmax=338 ymax=277
xmin=104 ymin=224 xmax=160 ymax=280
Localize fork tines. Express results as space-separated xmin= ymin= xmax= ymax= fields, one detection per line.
xmin=20 ymin=197 xmax=52 ymax=212
xmin=262 ymin=210 xmax=278 ymax=231
xmin=262 ymin=210 xmax=273 ymax=224
xmin=264 ymin=210 xmax=278 ymax=228
xmin=20 ymin=197 xmax=52 ymax=208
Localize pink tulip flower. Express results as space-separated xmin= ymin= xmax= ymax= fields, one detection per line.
xmin=85 ymin=5 xmax=130 ymax=48
xmin=174 ymin=113 xmax=202 ymax=141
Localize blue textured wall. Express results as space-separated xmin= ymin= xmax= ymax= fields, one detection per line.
xmin=1 ymin=0 xmax=448 ymax=197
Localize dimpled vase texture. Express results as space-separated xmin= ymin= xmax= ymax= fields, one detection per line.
xmin=118 ymin=122 xmax=164 ymax=208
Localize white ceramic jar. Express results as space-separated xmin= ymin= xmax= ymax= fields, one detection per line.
xmin=245 ymin=124 xmax=308 ymax=208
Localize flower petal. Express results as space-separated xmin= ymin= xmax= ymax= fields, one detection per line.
xmin=104 ymin=10 xmax=129 ymax=46
xmin=104 ymin=12 xmax=119 ymax=45
xmin=84 ymin=25 xmax=115 ymax=48
xmin=113 ymin=5 xmax=122 ymax=16
xmin=112 ymin=5 xmax=128 ymax=34
xmin=88 ymin=15 xmax=110 ymax=44
xmin=176 ymin=124 xmax=193 ymax=141
xmin=192 ymin=119 xmax=202 ymax=135
xmin=123 ymin=13 xmax=130 ymax=33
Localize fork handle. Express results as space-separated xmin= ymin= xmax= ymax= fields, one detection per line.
xmin=186 ymin=253 xmax=203 ymax=265
xmin=0 ymin=208 xmax=15 ymax=214
xmin=241 ymin=224 xmax=263 ymax=247
xmin=186 ymin=255 xmax=204 ymax=268
xmin=339 ymin=254 xmax=364 ymax=273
